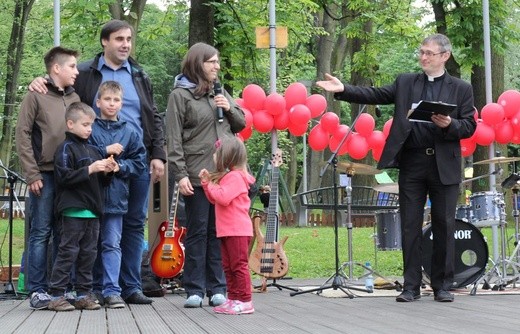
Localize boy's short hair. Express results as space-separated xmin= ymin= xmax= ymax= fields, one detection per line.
xmin=98 ymin=81 xmax=124 ymax=98
xmin=43 ymin=46 xmax=79 ymax=74
xmin=65 ymin=102 xmax=96 ymax=122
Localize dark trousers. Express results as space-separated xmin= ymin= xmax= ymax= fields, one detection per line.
xmin=220 ymin=236 xmax=252 ymax=302
xmin=49 ymin=216 xmax=99 ymax=296
xmin=182 ymin=187 xmax=226 ymax=298
xmin=398 ymin=152 xmax=458 ymax=292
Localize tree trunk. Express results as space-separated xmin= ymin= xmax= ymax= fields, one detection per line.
xmin=347 ymin=20 xmax=377 ymax=188
xmin=0 ymin=0 xmax=35 ymax=167
xmin=472 ymin=52 xmax=505 ymax=193
xmin=109 ymin=0 xmax=147 ymax=55
xmin=189 ymin=0 xmax=215 ymax=46
xmin=309 ymin=4 xmax=350 ymax=192
xmin=310 ymin=8 xmax=338 ymax=191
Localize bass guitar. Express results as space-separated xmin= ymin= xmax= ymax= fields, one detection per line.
xmin=150 ymin=182 xmax=186 ymax=278
xmin=248 ymin=149 xmax=289 ymax=279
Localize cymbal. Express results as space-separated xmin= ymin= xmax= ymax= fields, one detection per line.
xmin=335 ymin=161 xmax=382 ymax=175
xmin=473 ymin=156 xmax=520 ymax=165
xmin=373 ymin=183 xmax=399 ymax=194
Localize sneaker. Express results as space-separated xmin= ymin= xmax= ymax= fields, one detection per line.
xmin=214 ymin=300 xmax=254 ymax=315
xmin=48 ymin=296 xmax=75 ymax=312
xmin=75 ymin=294 xmax=101 ymax=310
xmin=104 ymin=295 xmax=125 ymax=309
xmin=209 ymin=293 xmax=226 ymax=306
xmin=30 ymin=291 xmax=51 ymax=310
xmin=64 ymin=291 xmax=76 ymax=306
xmin=213 ymin=299 xmax=235 ymax=313
xmin=184 ymin=295 xmax=203 ymax=308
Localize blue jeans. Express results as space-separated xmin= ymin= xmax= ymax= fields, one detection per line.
xmin=27 ymin=172 xmax=59 ymax=294
xmin=119 ymin=168 xmax=149 ymax=299
xmin=93 ymin=214 xmax=123 ymax=297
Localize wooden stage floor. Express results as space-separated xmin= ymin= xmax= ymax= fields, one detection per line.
xmin=1 ymin=278 xmax=519 ymax=334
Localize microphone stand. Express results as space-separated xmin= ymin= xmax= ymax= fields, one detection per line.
xmin=0 ymin=163 xmax=26 ymax=299
xmin=291 ymin=105 xmax=370 ymax=298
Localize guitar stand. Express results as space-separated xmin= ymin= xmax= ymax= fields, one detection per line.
xmin=471 ymin=189 xmax=520 ymax=295
xmin=254 ymin=277 xmax=298 ymax=292
xmin=291 ymin=159 xmax=369 ymax=298
xmin=162 ymin=276 xmax=185 ymax=295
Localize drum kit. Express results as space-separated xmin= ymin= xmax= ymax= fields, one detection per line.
xmin=370 ymin=155 xmax=520 ymax=292
xmin=307 ymin=154 xmax=520 ymax=293
xmin=468 ymin=156 xmax=520 ymax=293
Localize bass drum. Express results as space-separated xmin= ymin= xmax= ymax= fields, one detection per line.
xmin=422 ymin=219 xmax=488 ymax=288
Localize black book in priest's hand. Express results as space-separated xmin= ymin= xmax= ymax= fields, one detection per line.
xmin=407 ymin=100 xmax=457 ymax=122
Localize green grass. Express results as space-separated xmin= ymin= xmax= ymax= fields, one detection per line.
xmin=276 ymin=226 xmax=403 ymax=279
xmin=252 ymin=223 xmax=520 ymax=279
xmin=2 ymin=217 xmax=519 ymax=280
xmin=0 ymin=218 xmax=26 ymax=268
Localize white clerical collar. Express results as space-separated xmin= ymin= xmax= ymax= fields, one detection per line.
xmin=427 ymin=70 xmax=446 ymax=82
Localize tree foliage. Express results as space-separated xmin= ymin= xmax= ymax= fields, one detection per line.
xmin=0 ymin=0 xmax=36 ymax=166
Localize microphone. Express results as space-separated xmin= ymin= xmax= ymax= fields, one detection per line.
xmin=214 ymin=81 xmax=223 ymax=123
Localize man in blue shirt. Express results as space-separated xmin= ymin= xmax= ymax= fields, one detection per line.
xmin=30 ymin=20 xmax=166 ymax=305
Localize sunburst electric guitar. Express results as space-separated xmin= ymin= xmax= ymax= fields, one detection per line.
xmin=150 ymin=183 xmax=186 ymax=278
xmin=249 ymin=149 xmax=289 ymax=279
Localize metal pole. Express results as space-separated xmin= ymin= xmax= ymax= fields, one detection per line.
xmin=483 ymin=0 xmax=495 ymax=186
xmin=269 ymin=0 xmax=278 ymax=152
xmin=268 ymin=0 xmax=281 ymax=235
xmin=53 ymin=0 xmax=60 ymax=46
xmin=482 ymin=0 xmax=499 ymax=262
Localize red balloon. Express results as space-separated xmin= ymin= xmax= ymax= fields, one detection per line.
xmin=372 ymin=147 xmax=383 ymax=162
xmin=284 ymin=82 xmax=308 ymax=110
xmin=289 ymin=104 xmax=311 ymax=125
xmin=460 ymin=138 xmax=476 ymax=157
xmin=264 ymin=92 xmax=286 ymax=116
xmin=512 ymin=127 xmax=520 ymax=144
xmin=347 ymin=133 xmax=369 ymax=160
xmin=473 ymin=107 xmax=479 ymax=122
xmin=512 ymin=134 xmax=520 ymax=145
xmin=494 ymin=120 xmax=514 ymax=144
xmin=242 ymin=84 xmax=266 ymax=111
xmin=242 ymin=108 xmax=253 ymax=128
xmin=252 ymin=110 xmax=274 ymax=133
xmin=367 ymin=130 xmax=386 ymax=150
xmin=305 ymin=94 xmax=327 ymax=118
xmin=354 ymin=113 xmax=375 ymax=137
xmin=333 ymin=124 xmax=351 ymax=141
xmin=510 ymin=110 xmax=520 ymax=132
xmin=308 ymin=124 xmax=330 ymax=151
xmin=383 ymin=118 xmax=393 ymax=138
xmin=320 ymin=112 xmax=340 ymax=133
xmin=481 ymin=103 xmax=505 ymax=126
xmin=474 ymin=120 xmax=495 ymax=146
xmin=274 ymin=110 xmax=290 ymax=130
xmin=498 ymin=90 xmax=520 ymax=119
xmin=288 ymin=121 xmax=308 ymax=136
xmin=238 ymin=126 xmax=253 ymax=141
xmin=329 ymin=136 xmax=349 ymax=155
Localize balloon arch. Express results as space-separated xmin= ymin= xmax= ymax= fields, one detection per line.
xmin=237 ymin=83 xmax=520 ymax=161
